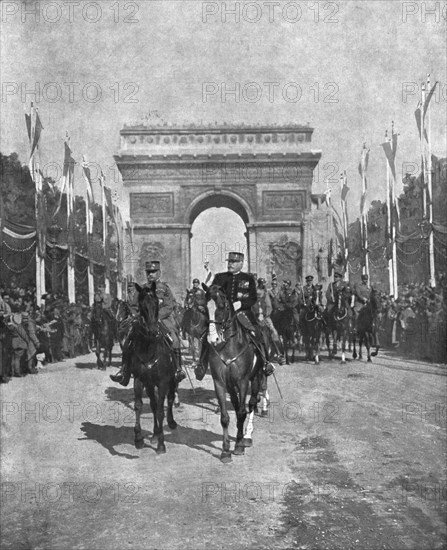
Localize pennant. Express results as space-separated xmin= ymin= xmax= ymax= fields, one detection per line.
xmin=25 ymin=112 xmax=32 ymax=142
xmin=30 ymin=110 xmax=44 ymax=159
xmin=53 ymin=139 xmax=75 ymax=219
xmin=381 ymin=140 xmax=396 ymax=183
xmin=358 ymin=143 xmax=370 ymax=179
xmin=423 ymin=81 xmax=438 ymax=118
xmin=340 ymin=175 xmax=350 ymax=202
xmin=82 ymin=156 xmax=95 ymax=210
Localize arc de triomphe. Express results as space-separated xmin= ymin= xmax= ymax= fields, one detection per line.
xmin=115 ymin=123 xmax=327 ymax=298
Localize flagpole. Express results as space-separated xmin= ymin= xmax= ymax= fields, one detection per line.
xmin=391 ymin=122 xmax=398 ymax=299
xmin=340 ymin=172 xmax=349 ymax=282
xmin=385 ymin=130 xmax=394 ymax=297
xmin=66 ymin=148 xmax=76 ymax=304
xmin=85 ymin=180 xmax=95 ymax=306
xmin=28 ymin=103 xmax=46 ymax=308
xmin=101 ymin=175 xmax=110 ymax=293
xmin=426 ymin=74 xmax=436 ymax=287
xmin=421 ymin=83 xmax=427 ymax=219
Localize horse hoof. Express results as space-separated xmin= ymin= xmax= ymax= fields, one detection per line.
xmin=314 ymin=357 xmax=319 ymax=365
xmin=174 ymin=402 xmax=180 ymax=408
xmin=151 ymin=435 xmax=159 ymax=444
xmin=353 ymin=352 xmax=357 ymax=359
xmin=260 ymin=410 xmax=268 ymax=418
xmin=242 ymin=438 xmax=253 ymax=447
xmin=220 ymin=452 xmax=232 ymax=463
xmin=367 ymin=358 xmax=372 ymax=363
xmin=233 ymin=445 xmax=245 ymax=456
xmin=168 ymin=420 xmax=177 ymax=430
xmin=135 ymin=439 xmax=144 ymax=449
xmin=156 ymin=445 xmax=166 ymax=454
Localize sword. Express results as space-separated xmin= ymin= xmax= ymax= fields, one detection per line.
xmin=271 ymin=370 xmax=283 ymax=400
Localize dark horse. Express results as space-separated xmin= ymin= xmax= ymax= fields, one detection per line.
xmin=128 ymin=282 xmax=177 ymax=454
xmin=182 ymin=291 xmax=208 ymax=362
xmin=301 ymin=303 xmax=323 ymax=364
xmin=271 ymin=308 xmax=296 ymax=364
xmin=115 ymin=299 xmax=133 ymax=350
xmin=91 ymin=303 xmax=115 ymax=369
xmin=206 ymin=284 xmax=264 ymax=463
xmin=324 ymin=293 xmax=351 ymax=363
xmin=352 ymin=291 xmax=380 ymax=362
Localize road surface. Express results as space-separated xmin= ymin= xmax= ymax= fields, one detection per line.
xmin=1 ymin=346 xmax=446 ymax=549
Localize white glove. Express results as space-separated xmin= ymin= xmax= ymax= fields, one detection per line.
xmin=233 ymin=301 xmax=242 ymax=311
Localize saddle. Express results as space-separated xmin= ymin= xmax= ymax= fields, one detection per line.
xmin=235 ymin=311 xmax=256 ymax=334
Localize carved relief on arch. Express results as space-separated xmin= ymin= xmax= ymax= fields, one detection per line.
xmin=269 ymin=235 xmax=302 ymax=284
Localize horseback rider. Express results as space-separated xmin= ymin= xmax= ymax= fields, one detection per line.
xmin=110 ymin=260 xmax=187 ymax=386
xmin=268 ymin=278 xmax=280 ymax=313
xmin=254 ymin=278 xmax=284 ymax=363
xmin=185 ymin=278 xmax=207 ymax=312
xmin=326 ymin=271 xmax=352 ymax=316
xmin=194 ymin=252 xmax=275 ymax=381
xmin=352 ymin=273 xmax=379 ymax=345
xmin=278 ymin=280 xmax=298 ymax=312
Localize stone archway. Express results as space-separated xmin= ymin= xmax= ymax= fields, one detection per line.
xmin=115 ymin=123 xmax=323 ymax=298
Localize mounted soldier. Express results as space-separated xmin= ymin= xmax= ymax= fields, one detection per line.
xmin=194 ymin=252 xmax=275 ymax=381
xmin=110 ymin=261 xmax=187 ymax=386
xmin=326 ymin=271 xmax=352 ymax=317
xmin=185 ymin=278 xmax=207 ymax=313
xmin=268 ymin=278 xmax=280 ymax=313
xmin=278 ymin=280 xmax=298 ymax=312
xmin=254 ymin=277 xmax=284 ymax=363
xmin=352 ymin=273 xmax=379 ymax=346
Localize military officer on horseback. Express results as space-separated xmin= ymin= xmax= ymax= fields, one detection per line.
xmin=194 ymin=252 xmax=275 ymax=381
xmin=278 ymin=280 xmax=298 ymax=311
xmin=185 ymin=278 xmax=207 ymax=312
xmin=268 ymin=278 xmax=280 ymax=313
xmin=352 ymin=273 xmax=379 ymax=346
xmin=110 ymin=260 xmax=187 ymax=386
xmin=326 ymin=271 xmax=352 ymax=316
xmin=254 ymin=278 xmax=284 ymax=363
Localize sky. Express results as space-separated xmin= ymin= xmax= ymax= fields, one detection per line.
xmin=1 ymin=0 xmax=446 ymax=278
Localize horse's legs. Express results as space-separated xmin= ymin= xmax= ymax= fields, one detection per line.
xmin=166 ymin=380 xmax=177 ymax=430
xmin=352 ymin=330 xmax=358 ymax=359
xmin=145 ymin=384 xmax=160 ymax=445
xmin=228 ymin=384 xmax=243 ymax=455
xmin=154 ymin=382 xmax=167 ymax=454
xmin=358 ymin=333 xmax=363 ymax=360
xmin=214 ymin=380 xmax=231 ymax=462
xmin=314 ymin=330 xmax=320 ymax=364
xmin=134 ymin=377 xmax=144 ymax=449
xmin=366 ymin=332 xmax=372 ymax=362
xmin=341 ymin=330 xmax=346 ymax=363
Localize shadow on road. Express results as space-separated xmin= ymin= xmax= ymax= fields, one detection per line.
xmin=78 ymin=421 xmax=223 ymax=459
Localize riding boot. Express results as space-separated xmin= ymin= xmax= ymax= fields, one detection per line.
xmin=172 ymin=349 xmax=186 ymax=384
xmin=110 ymin=350 xmax=131 ymax=386
xmin=251 ymin=330 xmax=275 ymax=377
xmin=195 ymin=339 xmax=209 ymax=381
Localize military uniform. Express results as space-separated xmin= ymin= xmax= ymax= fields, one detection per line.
xmin=111 ymin=260 xmax=186 ymax=386
xmin=353 ymin=280 xmax=373 ymax=315
xmin=268 ymin=284 xmax=280 ymax=313
xmin=278 ymin=282 xmax=298 ymax=312
xmin=326 ymin=274 xmax=352 ymax=315
xmin=195 ymin=252 xmax=274 ymax=381
xmin=185 ymin=280 xmax=207 ymax=311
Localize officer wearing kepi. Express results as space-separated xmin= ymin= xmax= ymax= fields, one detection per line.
xmin=195 ymin=251 xmax=275 ymax=381
xmin=352 ymin=273 xmax=379 ymax=345
xmin=110 ymin=260 xmax=187 ymax=386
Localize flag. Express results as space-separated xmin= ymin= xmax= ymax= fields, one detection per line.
xmin=381 ymin=140 xmax=396 ymax=182
xmin=82 ymin=156 xmax=95 ymax=212
xmin=53 ymin=138 xmax=75 ymax=219
xmin=25 ymin=112 xmax=32 ymax=142
xmin=423 ymin=81 xmax=438 ymax=118
xmin=30 ymin=110 xmax=44 ymax=159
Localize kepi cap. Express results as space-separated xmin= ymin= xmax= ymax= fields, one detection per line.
xmin=334 ymin=271 xmax=342 ymax=278
xmin=305 ymin=275 xmax=314 ymax=281
xmin=226 ymin=252 xmax=244 ymax=262
xmin=145 ymin=261 xmax=160 ymax=272
xmin=192 ymin=278 xmax=200 ymax=284
xmin=283 ymin=279 xmax=291 ymax=285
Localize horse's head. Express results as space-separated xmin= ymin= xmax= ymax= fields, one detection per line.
xmin=135 ymin=282 xmax=159 ymax=330
xmin=203 ymin=283 xmax=232 ymax=345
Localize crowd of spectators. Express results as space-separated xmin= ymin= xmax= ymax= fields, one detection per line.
xmin=376 ymin=275 xmax=447 ymax=363
xmin=0 ymin=281 xmax=92 ymax=383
